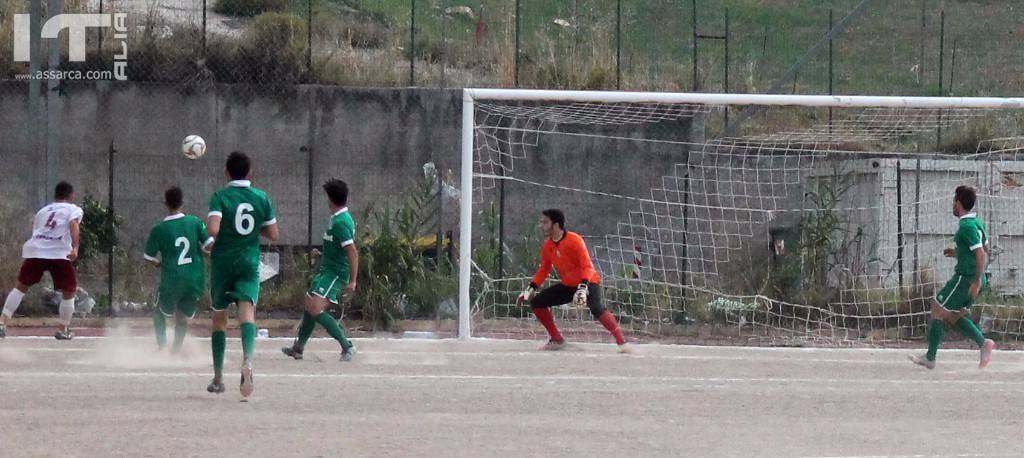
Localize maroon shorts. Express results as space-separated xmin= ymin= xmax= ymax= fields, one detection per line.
xmin=18 ymin=258 xmax=77 ymax=292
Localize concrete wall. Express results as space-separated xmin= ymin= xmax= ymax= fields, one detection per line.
xmin=1 ymin=82 xmax=464 ymax=253
xmin=0 ymin=82 xmax=698 ymax=263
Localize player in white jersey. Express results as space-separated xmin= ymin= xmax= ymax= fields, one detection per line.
xmin=0 ymin=182 xmax=83 ymax=340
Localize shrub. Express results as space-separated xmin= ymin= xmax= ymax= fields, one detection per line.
xmin=214 ymin=0 xmax=289 ymax=17
xmin=79 ymin=195 xmax=120 ymax=268
xmin=236 ymin=13 xmax=310 ymax=85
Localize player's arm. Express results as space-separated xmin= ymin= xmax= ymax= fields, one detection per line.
xmin=143 ymin=228 xmax=161 ymax=267
xmin=207 ymin=193 xmax=223 ymax=241
xmin=260 ymin=222 xmax=279 ymax=242
xmin=260 ymin=197 xmax=279 ymax=242
xmin=571 ymin=236 xmax=598 ymax=286
xmin=339 ymin=222 xmax=358 ymax=294
xmin=970 ymin=245 xmax=988 ymax=298
xmin=198 ymin=220 xmax=214 ymax=255
xmin=344 ymin=244 xmax=359 ymax=295
xmin=519 ymin=247 xmax=552 ymax=304
xmin=68 ymin=218 xmax=81 ymax=262
xmin=569 ymin=236 xmax=597 ymax=306
xmin=965 ymin=227 xmax=987 ymax=298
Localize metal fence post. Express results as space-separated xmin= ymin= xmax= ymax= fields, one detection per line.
xmin=107 ymin=141 xmax=115 ymax=313
xmin=307 ymin=0 xmax=313 ymax=79
xmin=937 ymin=9 xmax=945 ymax=146
xmin=828 ymin=8 xmax=834 ymax=132
xmin=514 ymin=0 xmax=521 ymax=88
xmin=410 ymin=0 xmax=416 ymax=86
xmin=723 ymin=8 xmax=729 ymax=128
xmin=616 ymin=0 xmax=622 ymax=90
xmin=691 ymin=0 xmax=698 ymax=91
xmin=202 ymin=0 xmax=207 ymax=55
xmin=98 ymin=0 xmax=104 ymax=54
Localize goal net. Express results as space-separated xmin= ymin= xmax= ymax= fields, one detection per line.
xmin=457 ymin=90 xmax=1024 ymax=345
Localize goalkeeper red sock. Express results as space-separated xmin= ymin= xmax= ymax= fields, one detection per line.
xmin=532 ymin=307 xmax=563 ymax=341
xmin=598 ymin=311 xmax=626 ymax=345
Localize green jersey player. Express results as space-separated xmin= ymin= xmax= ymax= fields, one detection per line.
xmin=206 ymin=152 xmax=279 ymax=399
xmin=282 ymin=179 xmax=358 ymax=362
xmin=911 ymin=185 xmax=995 ymax=369
xmin=144 ymin=187 xmax=211 ymax=353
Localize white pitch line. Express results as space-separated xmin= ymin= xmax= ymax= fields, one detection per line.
xmin=9 ymin=347 xmax=1020 ymax=366
xmin=5 ymin=335 xmax=1016 ymax=355
xmin=8 ymin=346 xmax=1024 ymax=366
xmin=0 ymin=371 xmax=1022 ymax=387
xmin=809 ymin=454 xmax=998 ymax=458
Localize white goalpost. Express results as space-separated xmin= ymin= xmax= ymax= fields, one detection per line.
xmin=459 ymin=89 xmax=1024 ymax=344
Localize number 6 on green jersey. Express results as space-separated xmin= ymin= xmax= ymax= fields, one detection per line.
xmin=208 ymin=180 xmax=276 ymax=311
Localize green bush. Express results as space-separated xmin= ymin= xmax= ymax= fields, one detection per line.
xmin=214 ymin=0 xmax=289 ymax=17
xmin=350 ymin=174 xmax=455 ymax=330
xmin=79 ymin=195 xmax=120 ymax=268
xmin=239 ymin=13 xmax=309 ymax=85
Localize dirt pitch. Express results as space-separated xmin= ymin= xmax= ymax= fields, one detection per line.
xmin=0 ymin=335 xmax=1022 ymax=457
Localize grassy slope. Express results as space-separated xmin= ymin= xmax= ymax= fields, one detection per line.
xmin=344 ymin=0 xmax=1024 ymax=96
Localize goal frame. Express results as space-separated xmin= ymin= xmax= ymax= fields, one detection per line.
xmin=457 ymin=89 xmax=1024 ymax=340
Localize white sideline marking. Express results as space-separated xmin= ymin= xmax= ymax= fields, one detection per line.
xmin=10 ymin=347 xmax=1017 ymax=366
xmin=809 ymin=455 xmax=996 ymax=458
xmin=4 ymin=335 xmax=1016 ymax=355
xmin=0 ymin=371 xmax=1021 ymax=387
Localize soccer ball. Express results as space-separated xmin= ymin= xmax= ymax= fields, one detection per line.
xmin=182 ymin=135 xmax=206 ymax=159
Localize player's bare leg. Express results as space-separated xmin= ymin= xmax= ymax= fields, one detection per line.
xmin=153 ymin=309 xmax=169 ymax=350
xmin=0 ymin=283 xmax=30 ymax=338
xmin=282 ymin=294 xmax=321 ymax=360
xmin=207 ymin=310 xmax=228 ymax=394
xmin=284 ymin=294 xmax=355 ymax=361
xmin=531 ymin=306 xmax=566 ymax=350
xmin=238 ymin=301 xmax=257 ymax=400
xmin=912 ymin=301 xmax=948 ymax=368
xmin=979 ymin=338 xmax=995 ymax=368
xmin=171 ymin=311 xmax=189 ymax=354
xmin=54 ymin=289 xmax=75 ymax=340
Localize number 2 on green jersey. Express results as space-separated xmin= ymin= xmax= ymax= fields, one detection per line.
xmin=175 ymin=237 xmax=193 ymax=266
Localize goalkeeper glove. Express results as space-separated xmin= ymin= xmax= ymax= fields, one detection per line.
xmin=517 ymin=285 xmax=536 ymax=305
xmin=573 ymin=283 xmax=589 ymax=308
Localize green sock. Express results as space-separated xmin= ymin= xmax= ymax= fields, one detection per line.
xmin=956 ymin=317 xmax=986 ymax=347
xmin=240 ymin=322 xmax=257 ymax=361
xmin=172 ymin=318 xmax=188 ymax=353
xmin=315 ymin=312 xmax=352 ymax=350
xmin=152 ymin=310 xmax=167 ymax=349
xmin=296 ymin=311 xmax=316 ymax=349
xmin=212 ymin=330 xmax=226 ymax=379
xmin=926 ymin=319 xmax=946 ymax=361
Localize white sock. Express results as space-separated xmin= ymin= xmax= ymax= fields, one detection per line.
xmin=3 ymin=289 xmax=25 ymax=320
xmin=59 ymin=298 xmax=75 ymax=327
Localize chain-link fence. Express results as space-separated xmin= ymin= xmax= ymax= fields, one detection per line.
xmin=0 ymin=80 xmax=459 ymax=328
xmin=3 ymin=0 xmax=1024 ymax=334
xmin=3 ymin=0 xmax=1023 ymax=93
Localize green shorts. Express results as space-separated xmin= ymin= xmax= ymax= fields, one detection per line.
xmin=211 ymin=262 xmax=260 ymax=312
xmin=936 ymin=274 xmax=984 ymax=311
xmin=307 ymin=270 xmax=349 ymax=304
xmin=156 ymin=286 xmax=200 ymax=319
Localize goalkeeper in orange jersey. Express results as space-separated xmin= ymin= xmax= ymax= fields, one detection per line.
xmin=516 ymin=209 xmax=631 ymax=352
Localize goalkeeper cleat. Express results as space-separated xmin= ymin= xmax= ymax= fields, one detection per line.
xmin=239 ymin=360 xmax=254 ymax=399
xmin=617 ymin=343 xmax=634 ymax=354
xmin=281 ymin=342 xmax=304 ymax=360
xmin=207 ymin=378 xmax=225 ymax=394
xmin=340 ymin=346 xmax=356 ymax=362
xmin=979 ymin=339 xmax=995 ymax=369
xmin=54 ymin=329 xmax=73 ymax=340
xmin=909 ymin=353 xmax=935 ymax=370
xmin=540 ymin=339 xmax=567 ymax=351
